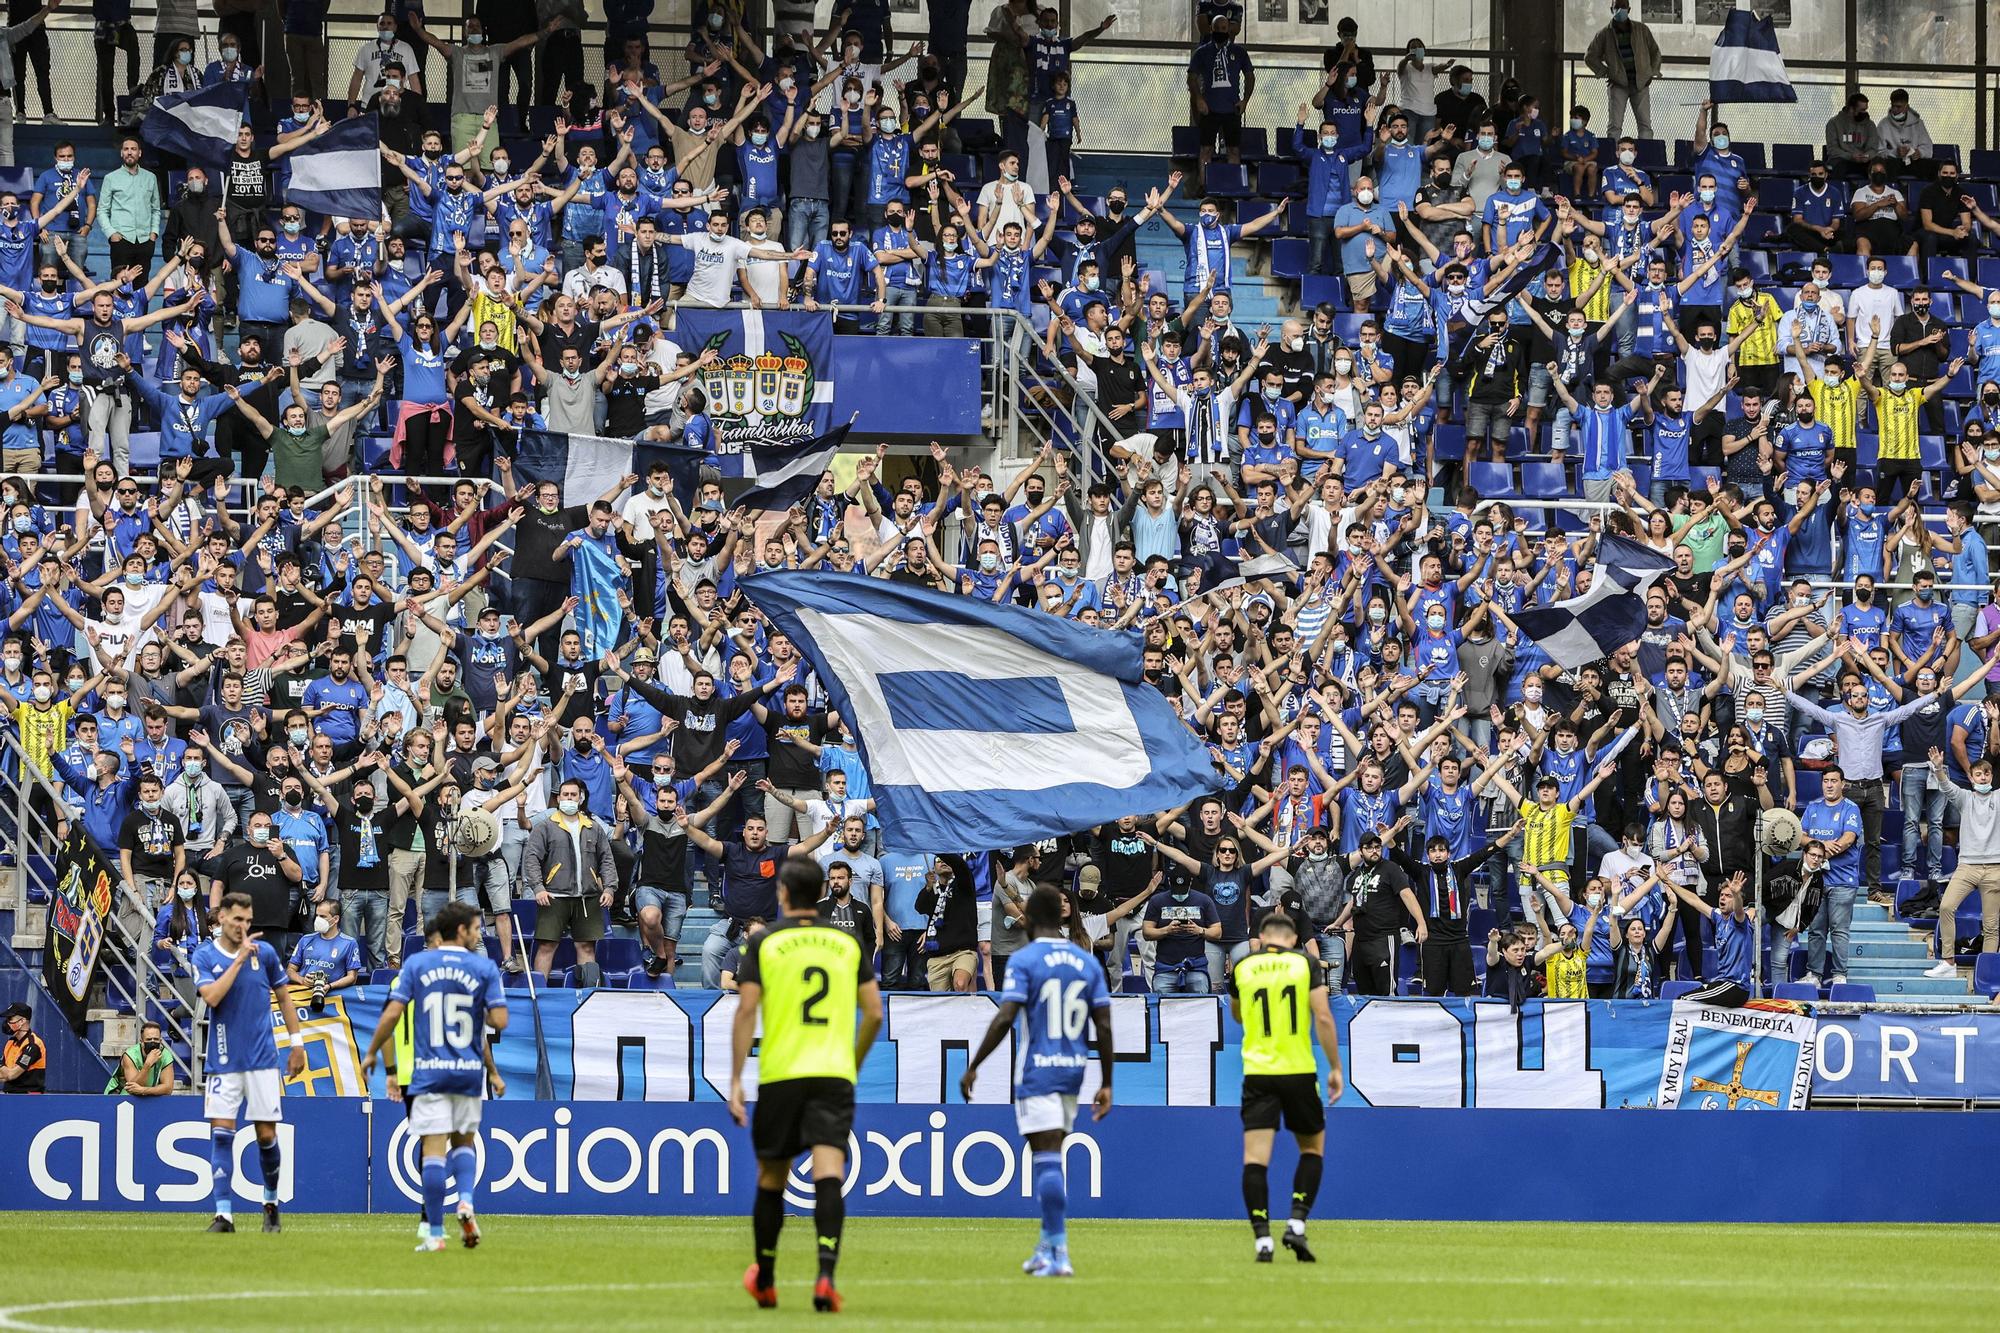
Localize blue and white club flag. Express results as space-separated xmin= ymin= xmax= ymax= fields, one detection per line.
xmin=741 ymin=572 xmax=1222 ymax=850
xmin=1710 ymin=7 xmax=1796 ymax=105
xmin=284 ymin=113 xmax=385 ymax=219
xmin=140 ymin=81 xmax=248 ymax=167
xmin=735 ymin=420 xmax=853 ymax=512
xmin=1464 ymin=243 xmax=1563 ymax=321
xmin=567 ymin=537 xmax=628 ymax=660
xmin=513 ymin=429 xmax=708 ymax=510
xmin=1512 ymin=533 xmax=1677 ymax=669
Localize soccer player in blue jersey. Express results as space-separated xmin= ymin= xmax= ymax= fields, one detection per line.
xmin=959 ymin=882 xmax=1114 ymax=1278
xmin=192 ymin=892 xmax=306 ymax=1233
xmin=361 ymin=902 xmax=509 ymax=1252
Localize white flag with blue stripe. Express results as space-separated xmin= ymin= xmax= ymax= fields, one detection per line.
xmin=741 ymin=571 xmax=1221 ymax=849
xmin=1512 ymin=534 xmax=1677 ymax=669
xmin=140 ymin=81 xmax=248 ymax=167
xmin=285 ymin=113 xmax=385 ymax=219
xmin=1710 ymin=7 xmax=1797 ymax=104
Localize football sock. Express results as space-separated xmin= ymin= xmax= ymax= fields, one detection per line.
xmin=258 ymin=1138 xmax=282 ymax=1204
xmin=448 ymin=1146 xmax=479 ymax=1216
xmin=209 ymin=1127 xmax=234 ymax=1217
xmin=1242 ymin=1162 xmax=1270 ymax=1239
xmin=421 ymin=1156 xmax=448 ymax=1241
xmin=814 ymin=1176 xmax=845 ymax=1280
xmin=1033 ymin=1151 xmax=1066 ymax=1247
xmin=1290 ymin=1151 xmax=1323 ymax=1225
xmin=752 ymin=1186 xmax=784 ymax=1287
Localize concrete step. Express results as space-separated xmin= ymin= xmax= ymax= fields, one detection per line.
xmin=1849 ymin=922 xmax=1922 ymax=939
xmin=11 ymin=902 xmax=45 ymax=949
xmin=1840 ymin=955 xmax=1947 ymax=973
xmin=1843 ymin=975 xmax=1971 ymax=997
xmin=1849 ymin=938 xmax=1931 ymax=959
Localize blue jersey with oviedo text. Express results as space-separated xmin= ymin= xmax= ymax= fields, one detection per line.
xmin=999 ymin=937 xmax=1111 ymax=1098
xmin=390 ymin=945 xmax=507 ymax=1097
xmin=192 ymin=938 xmax=285 ymax=1074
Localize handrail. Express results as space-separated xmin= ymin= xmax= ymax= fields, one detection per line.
xmin=0 ymin=727 xmax=197 ymax=1087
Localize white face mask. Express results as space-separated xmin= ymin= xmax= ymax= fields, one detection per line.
xmin=1355 ymin=188 xmax=1375 ymax=206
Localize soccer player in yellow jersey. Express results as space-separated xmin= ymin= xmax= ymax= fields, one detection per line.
xmin=729 ymin=857 xmax=883 ymax=1314
xmin=1229 ymin=911 xmax=1342 ymax=1263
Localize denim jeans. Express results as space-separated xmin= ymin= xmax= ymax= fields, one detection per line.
xmin=1807 ymin=883 xmax=1858 ymax=978
xmin=700 ymin=916 xmax=735 ymax=988
xmin=787 ymin=197 xmax=830 ymax=255
xmin=876 ymin=283 xmax=919 ymax=335
xmin=1306 ymin=214 xmax=1335 ymax=276
xmin=634 ymin=885 xmax=689 ymax=947
xmin=879 ymin=930 xmax=920 ymax=990
xmin=1150 ymin=958 xmax=1212 ymax=993
xmin=1316 ymin=931 xmax=1348 ymax=990
xmin=1902 ymin=765 xmax=1947 ymax=882
xmin=342 ymin=888 xmax=388 ymax=971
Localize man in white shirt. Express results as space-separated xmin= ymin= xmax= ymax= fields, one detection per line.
xmin=348 ymin=14 xmax=423 ymax=109
xmin=737 ymin=208 xmax=797 ymax=309
xmin=559 ymin=240 xmax=628 ymax=301
xmin=1847 ymin=256 xmax=1904 ymax=369
xmin=665 ymin=208 xmax=805 ymax=308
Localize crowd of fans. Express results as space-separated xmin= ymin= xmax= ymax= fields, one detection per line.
xmin=0 ymin=1 xmax=1996 ymax=1032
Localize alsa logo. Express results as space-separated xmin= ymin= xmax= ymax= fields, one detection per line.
xmin=25 ymin=1102 xmax=296 ymax=1203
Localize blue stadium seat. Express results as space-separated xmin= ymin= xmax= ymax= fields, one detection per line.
xmin=627 ymin=967 xmax=676 ymax=991
xmin=1521 ymin=461 xmax=1568 ymax=499
xmin=596 ymin=938 xmax=643 ymax=975
xmin=1770 ymin=143 xmax=1814 ymax=174
xmin=1828 ymin=982 xmax=1877 ymax=1003
xmin=1118 ymin=972 xmax=1150 ymax=994
xmin=1430 ymin=422 xmax=1467 ymax=464
xmin=369 ymin=968 xmax=395 ymax=988
xmin=1171 ymin=125 xmax=1199 ymax=159
xmin=1660 ymin=980 xmax=1698 ymax=1001
xmin=1878 ymin=256 xmax=1920 ymax=289
xmin=1300 ymin=274 xmax=1346 ymax=309
xmin=1773 ymin=982 xmax=1819 ymax=1002
xmin=1269 ymin=236 xmax=1308 ymax=280
xmin=1254 ymin=161 xmax=1301 ymax=197
xmin=1204 ymin=163 xmax=1253 ymax=198
xmin=1466 ymin=461 xmax=1518 ymax=500
xmin=1755 ymin=178 xmax=1793 ymax=213
xmin=1973 ymin=954 xmax=2000 ymax=998
xmin=1238 ymin=126 xmax=1271 ymax=162
xmin=1826 ymin=254 xmax=1868 ymax=287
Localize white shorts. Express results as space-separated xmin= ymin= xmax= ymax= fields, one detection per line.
xmin=976 ymin=900 xmax=992 ymax=937
xmin=1014 ymin=1092 xmax=1078 ymax=1137
xmin=204 ymin=1068 xmax=284 ymax=1122
xmin=408 ymin=1092 xmax=484 ymax=1137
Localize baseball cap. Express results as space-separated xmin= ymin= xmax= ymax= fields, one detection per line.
xmin=472 ymin=756 xmax=501 ymax=774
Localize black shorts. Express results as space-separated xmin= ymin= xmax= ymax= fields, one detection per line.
xmin=752 ymin=1076 xmax=856 ymax=1161
xmin=1240 ymin=1073 xmax=1325 ymax=1135
xmin=1198 ymin=111 xmax=1243 ymax=150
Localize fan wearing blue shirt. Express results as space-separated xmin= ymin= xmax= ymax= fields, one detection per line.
xmin=192 ymin=893 xmax=306 ymax=1233
xmin=1548 ymin=374 xmax=1639 ymax=500
xmin=1482 ymin=164 xmax=1551 ymax=253
xmin=1559 ymin=111 xmax=1599 ymax=200
xmin=1889 ymin=570 xmax=1953 ymax=674
xmin=1798 ymin=768 xmax=1863 ymax=985
xmin=1293 ymin=114 xmax=1370 ymax=276
xmin=958 ymin=884 xmax=1113 ymax=1280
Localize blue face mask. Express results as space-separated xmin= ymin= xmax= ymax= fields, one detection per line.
xmin=750 ymin=131 xmax=769 ymax=146
xmin=1320 ymin=134 xmax=1337 ymax=151
xmin=1477 ymin=134 xmax=1496 ymax=151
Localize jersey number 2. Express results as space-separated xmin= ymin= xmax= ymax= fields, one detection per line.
xmin=424 ymin=992 xmax=475 ymax=1048
xmin=800 ymin=965 xmax=831 ymax=1026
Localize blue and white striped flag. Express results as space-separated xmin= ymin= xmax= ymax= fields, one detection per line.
xmin=513 ymin=428 xmax=707 ymax=508
xmin=1710 ymin=7 xmax=1797 ymax=104
xmin=140 ymin=81 xmax=248 ymax=167
xmin=741 ymin=571 xmax=1221 ymax=850
xmin=1512 ymin=534 xmax=1677 ymax=669
xmin=735 ymin=421 xmax=853 ymax=512
xmin=285 ymin=113 xmax=385 ymax=219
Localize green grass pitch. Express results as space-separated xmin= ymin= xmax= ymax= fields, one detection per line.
xmin=2 ymin=1214 xmax=1998 ymax=1329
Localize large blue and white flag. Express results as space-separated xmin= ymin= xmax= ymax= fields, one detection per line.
xmin=1464 ymin=243 xmax=1563 ymax=321
xmin=285 ymin=113 xmax=385 ymax=219
xmin=514 ymin=429 xmax=707 ymax=510
xmin=735 ymin=421 xmax=852 ymax=512
xmin=741 ymin=572 xmax=1221 ymax=849
xmin=1710 ymin=7 xmax=1796 ymax=104
xmin=568 ymin=537 xmax=628 ymax=660
xmin=673 ymin=308 xmax=837 ymax=462
xmin=141 ymin=81 xmax=248 ymax=166
xmin=1512 ymin=534 xmax=1677 ymax=669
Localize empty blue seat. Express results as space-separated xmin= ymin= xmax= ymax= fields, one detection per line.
xmin=1770 ymin=143 xmax=1814 ymax=174
xmin=1772 ymin=982 xmax=1819 ymax=1002
xmin=369 ymin=968 xmax=395 ymax=988
xmin=1661 ymin=980 xmax=1698 ymax=1001
xmin=1269 ymin=236 xmax=1308 ymax=280
xmin=1171 ymin=125 xmax=1199 ymax=159
xmin=1466 ymin=461 xmax=1518 ymax=500
xmin=1118 ymin=972 xmax=1150 ymax=994
xmin=625 ymin=967 xmax=676 ymax=991
xmin=1827 ymin=982 xmax=1876 ymax=1003
xmin=1204 ymin=163 xmax=1253 ymax=198
xmin=1254 ymin=161 xmax=1301 ymax=197
xmin=1238 ymin=126 xmax=1271 ymax=162
xmin=1521 ymin=461 xmax=1568 ymax=499
xmin=1973 ymin=954 xmax=2000 ymax=998
xmin=596 ymin=937 xmax=643 ymax=975
xmin=1300 ymin=274 xmax=1346 ymax=310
